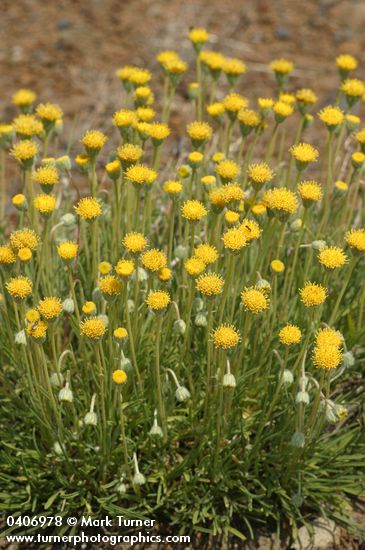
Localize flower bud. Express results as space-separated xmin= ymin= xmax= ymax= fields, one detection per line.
xmin=282 ymin=369 xmax=294 ymax=385
xmin=56 ymin=155 xmax=71 ymax=171
xmin=84 ymin=411 xmax=98 ymax=426
xmin=290 ymin=218 xmax=302 ymax=232
xmin=174 ymin=245 xmax=188 ymax=260
xmin=97 ymin=314 xmax=109 ymax=327
xmin=175 ymin=385 xmax=191 ymax=402
xmin=59 ymin=383 xmax=73 ymax=403
xmin=116 ymin=480 xmax=127 ymax=494
xmin=223 ymin=373 xmax=236 ymax=388
xmin=296 ymin=391 xmax=309 ymax=405
xmin=194 ymin=297 xmax=204 ymax=312
xmin=173 ymin=319 xmax=186 ymax=335
xmin=256 ymin=278 xmax=271 ymax=292
xmin=53 ymin=442 xmax=63 ymax=455
xmin=133 ymin=472 xmax=146 ymax=485
xmin=116 ymin=355 xmax=130 ymax=372
xmin=127 ymin=299 xmax=135 ymax=313
xmin=311 ymin=240 xmax=326 ymax=251
xmin=61 ymin=213 xmax=76 ymax=227
xmin=290 ymin=431 xmax=305 ymax=447
xmin=149 ymin=423 xmax=164 ymax=437
xmin=342 ymin=351 xmax=355 ymax=368
xmin=195 ymin=313 xmax=207 ymax=327
xmin=136 ymin=267 xmax=148 ymax=282
xmin=15 ymin=330 xmax=27 ymax=345
xmin=50 ymin=372 xmax=64 ymax=388
xmin=62 ymin=298 xmax=75 ymax=314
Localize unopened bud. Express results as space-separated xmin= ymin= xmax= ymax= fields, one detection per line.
xmin=174 ymin=245 xmax=188 ymax=260
xmin=342 ymin=351 xmax=355 ymax=368
xmin=15 ymin=330 xmax=27 ymax=345
xmin=61 ymin=213 xmax=76 ymax=227
xmin=173 ymin=319 xmax=186 ymax=335
xmin=175 ymin=386 xmax=191 ymax=402
xmin=195 ymin=313 xmax=207 ymax=327
xmin=62 ymin=298 xmax=75 ymax=314
xmin=296 ymin=391 xmax=309 ymax=405
xmin=223 ymin=373 xmax=236 ymax=388
xmin=290 ymin=431 xmax=305 ymax=447
xmin=282 ymin=370 xmax=294 ymax=385
xmin=311 ymin=240 xmax=326 ymax=251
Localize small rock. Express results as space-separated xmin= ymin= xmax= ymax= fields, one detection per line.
xmin=57 ymin=19 xmax=72 ymax=30
xmin=292 ymin=518 xmax=340 ymax=549
xmin=275 ymin=27 xmax=291 ymax=40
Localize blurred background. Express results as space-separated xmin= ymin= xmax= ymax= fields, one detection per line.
xmin=1 ymin=0 xmax=365 ymax=124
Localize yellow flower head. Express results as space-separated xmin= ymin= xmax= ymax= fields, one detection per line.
xmin=117 ymin=143 xmax=143 ymax=164
xmin=36 ymin=103 xmax=63 ymax=123
xmin=188 ymin=151 xmax=203 ymax=167
xmin=12 ymin=88 xmax=37 ymax=107
xmin=194 ymin=243 xmax=218 ymax=265
xmin=146 ymin=122 xmax=170 ymax=143
xmin=222 ymin=227 xmax=247 ymax=252
xmin=187 ymin=121 xmax=212 ymax=145
xmin=206 ymin=102 xmax=225 ymax=118
xmin=136 ymin=107 xmax=156 ymax=122
xmin=25 ymin=308 xmax=40 ymax=324
xmin=181 ymin=200 xmax=208 ymax=222
xmin=82 ymin=130 xmax=107 ymax=153
xmin=238 ymin=109 xmax=261 ymax=129
xmin=113 ymin=109 xmax=136 ymax=128
xmin=12 ymin=194 xmax=27 ymax=209
xmin=141 ymin=249 xmax=167 ymax=273
xmin=247 ymin=163 xmax=273 ymax=187
xmin=279 ymin=324 xmax=302 ymax=345
xmin=225 ymin=210 xmax=240 ymax=225
xmin=316 ymin=327 xmax=343 ymax=348
xmin=298 ymin=181 xmax=323 ymax=205
xmin=270 ymin=58 xmax=294 ymax=75
xmin=18 ymin=248 xmax=32 ymax=262
xmin=216 ymin=160 xmax=240 ymax=182
xmin=335 ymin=180 xmax=348 ymax=193
xmin=290 ymin=143 xmax=319 ymax=167
xmin=159 ymin=267 xmax=172 ymax=282
xmin=13 ymin=114 xmax=43 ymax=138
xmin=125 ymin=164 xmax=157 ymax=186
xmin=113 ymin=327 xmax=128 ymax=342
xmin=258 ymin=97 xmax=274 ymax=111
xmin=345 ymin=228 xmax=365 ymax=252
xmin=10 ymin=228 xmax=39 ymax=251
xmin=26 ymin=320 xmax=48 ymax=342
xmin=106 ymin=159 xmax=121 ymax=178
xmin=271 ymin=259 xmax=285 ymax=273
xmin=223 ymin=93 xmax=248 ymax=114
xmin=38 ymin=297 xmax=62 ymax=321
xmin=80 ymin=317 xmax=106 ymax=340
xmin=318 ymin=246 xmax=348 ymax=270
xmin=188 ymin=27 xmax=209 ymax=45
xmin=34 ymin=194 xmax=56 ymax=215
xmin=115 ymin=259 xmax=135 ymax=278
xmin=162 ymin=57 xmax=188 ymax=75
xmin=279 ymin=93 xmax=296 ymax=105
xmin=313 ymin=345 xmax=342 ymax=370
xmin=262 ymin=187 xmax=298 ymax=217
xmin=341 ymin=78 xmax=365 ymax=98
xmin=11 ymin=140 xmax=38 ymax=164
xmin=355 ymin=128 xmax=365 ymax=145
xmin=74 ymin=197 xmax=102 ymax=220
xmin=273 ymin=101 xmax=294 ymax=120
xmin=184 ymin=256 xmax=206 ymax=277
xmin=212 ymin=324 xmax=240 ymax=350
xmin=6 ymin=276 xmax=33 ymax=300
xmin=252 ymin=203 xmax=267 ymax=216
xmin=240 ymin=219 xmax=261 ymax=241
xmin=146 ymin=290 xmax=171 ymax=311
xmin=300 ymin=282 xmax=327 ymax=307
xmin=223 ymin=57 xmax=246 ymax=76
xmin=163 ymin=179 xmax=182 ymax=196
xmin=98 ymin=261 xmax=112 ymax=275
xmin=352 ymin=151 xmax=365 ymax=168
xmin=201 ymin=175 xmax=216 ymax=187
xmin=99 ymin=275 xmax=123 ymax=297
xmin=112 ymin=369 xmax=128 ymax=384
xmin=127 ymin=67 xmax=152 ymax=86
xmin=336 ymin=54 xmax=357 ymax=73
xmin=241 ymin=287 xmax=269 ymax=314
xmin=57 ymin=241 xmax=78 ymax=261
xmin=123 ymin=232 xmax=148 ymax=254
xmin=200 ymin=51 xmax=225 ymax=72
xmin=0 ymin=245 xmax=16 ymax=265
xmin=221 ymin=183 xmax=244 ymax=205
xmin=296 ymin=88 xmax=317 ymax=105
xmin=75 ymin=154 xmax=90 ymax=168
xmin=33 ymin=165 xmax=59 ymax=188
xmin=318 ymin=105 xmax=344 ymax=129
xmin=196 ymin=272 xmax=224 ymax=297
xmin=82 ymin=301 xmax=96 ymax=315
